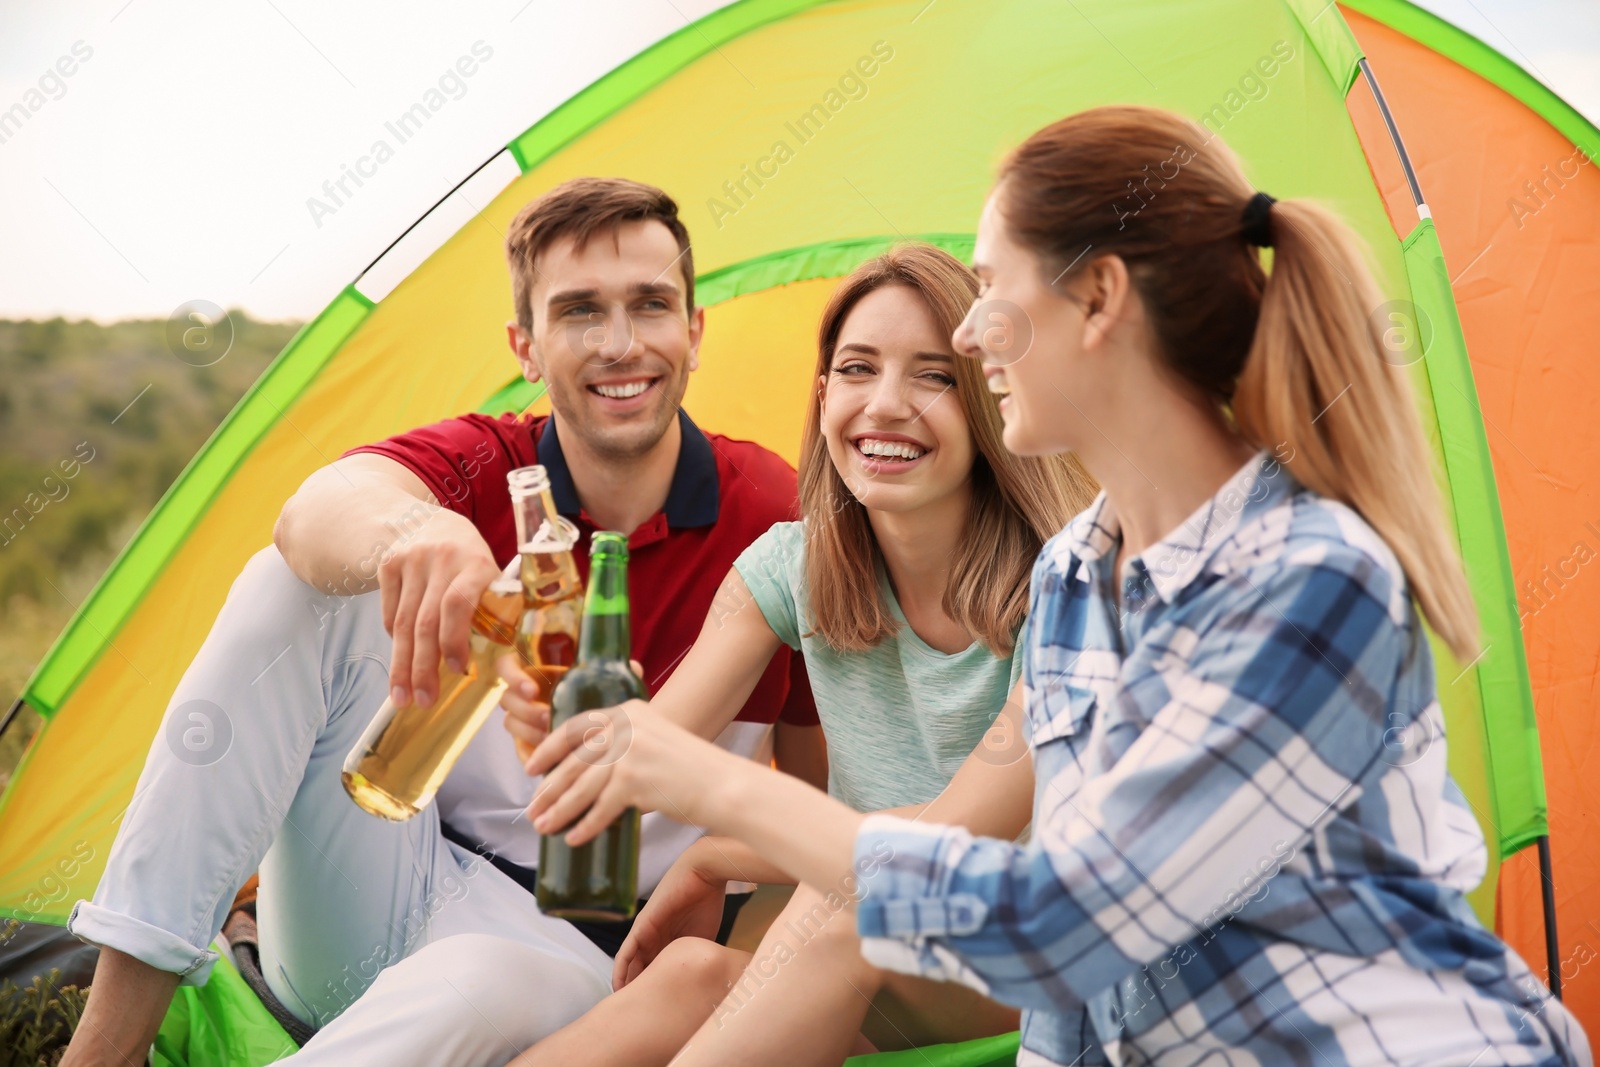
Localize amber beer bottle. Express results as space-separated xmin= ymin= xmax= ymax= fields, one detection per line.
xmin=537 ymin=532 xmax=644 ymax=921
xmin=342 ymin=559 xmax=522 ymax=820
xmin=508 ymin=466 xmax=584 ymax=764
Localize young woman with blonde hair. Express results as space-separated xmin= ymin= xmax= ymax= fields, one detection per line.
xmin=527 ymin=106 xmax=1591 ymax=1065
xmin=501 ymin=241 xmax=1095 ymax=1064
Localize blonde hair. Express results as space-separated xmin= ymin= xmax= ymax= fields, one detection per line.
xmin=997 ymin=105 xmax=1478 ymax=660
xmin=800 ymin=244 xmax=1098 ymax=656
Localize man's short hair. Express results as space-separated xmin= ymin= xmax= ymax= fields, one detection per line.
xmin=505 ymin=177 xmax=694 ymax=332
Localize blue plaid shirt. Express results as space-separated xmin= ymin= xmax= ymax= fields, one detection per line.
xmin=853 ymin=452 xmax=1590 ymax=1066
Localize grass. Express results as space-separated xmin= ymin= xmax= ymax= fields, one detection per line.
xmin=0 ymin=957 xmax=88 ymax=1067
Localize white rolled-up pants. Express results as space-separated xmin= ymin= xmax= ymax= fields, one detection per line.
xmin=69 ymin=545 xmax=612 ymax=1065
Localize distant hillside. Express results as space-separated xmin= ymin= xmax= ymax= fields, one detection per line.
xmin=0 ymin=313 xmax=301 ymax=787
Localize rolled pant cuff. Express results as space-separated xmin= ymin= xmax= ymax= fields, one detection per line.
xmin=69 ymin=899 xmax=219 ymax=985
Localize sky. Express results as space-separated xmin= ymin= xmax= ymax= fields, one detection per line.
xmin=0 ymin=0 xmax=1596 ymax=324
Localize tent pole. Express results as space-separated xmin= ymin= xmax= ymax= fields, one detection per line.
xmin=352 ymin=145 xmax=511 ymax=286
xmin=0 ymin=697 xmax=25 ymax=744
xmin=1537 ymin=834 xmax=1562 ymax=999
xmin=1360 ymin=52 xmax=1565 ymax=1003
xmin=1356 ymin=58 xmax=1425 ymax=209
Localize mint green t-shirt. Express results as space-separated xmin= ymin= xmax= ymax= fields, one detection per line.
xmin=733 ymin=521 xmax=1024 ymax=813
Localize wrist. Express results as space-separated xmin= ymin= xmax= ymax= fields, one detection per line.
xmin=702 ymin=748 xmax=754 ymax=821
xmin=438 ymin=509 xmax=493 ymax=558
xmin=684 ymin=837 xmax=723 ymax=882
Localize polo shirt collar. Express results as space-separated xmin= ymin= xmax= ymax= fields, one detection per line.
xmin=536 ymin=415 xmax=582 ymax=518
xmin=536 ymin=408 xmax=720 ymax=529
xmin=1064 ymin=450 xmax=1294 ymax=604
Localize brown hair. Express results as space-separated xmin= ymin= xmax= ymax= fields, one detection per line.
xmin=505 ymin=177 xmax=694 ymax=332
xmin=800 ymin=244 xmax=1098 ymax=656
xmin=996 ymin=105 xmax=1478 ymax=660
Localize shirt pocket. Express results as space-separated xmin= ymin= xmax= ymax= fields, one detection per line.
xmin=1028 ymin=677 xmax=1098 ymax=747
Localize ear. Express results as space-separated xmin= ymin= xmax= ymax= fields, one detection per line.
xmin=815 ymin=373 xmax=828 ymax=415
xmin=685 ymin=304 xmax=706 ymax=373
xmin=506 ymin=321 xmax=544 ymax=383
xmin=1080 ymin=255 xmax=1132 ymax=352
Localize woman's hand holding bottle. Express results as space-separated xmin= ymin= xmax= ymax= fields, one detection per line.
xmin=525 ymin=698 xmax=740 ymax=844
xmin=498 ymin=654 xmax=646 ymax=767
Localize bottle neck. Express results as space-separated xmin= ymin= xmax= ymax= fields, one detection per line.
xmin=512 ymin=483 xmax=563 ymax=551
xmin=472 ymin=560 xmax=524 ymax=644
xmin=578 ymin=551 xmax=630 ymax=662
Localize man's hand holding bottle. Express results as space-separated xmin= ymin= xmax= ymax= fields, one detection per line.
xmin=376 ymin=509 xmax=502 ymax=710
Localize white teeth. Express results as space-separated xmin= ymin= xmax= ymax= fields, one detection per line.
xmin=856 ymin=438 xmax=927 ymax=460
xmin=593 ymin=380 xmax=650 ymax=399
xmin=986 ymin=374 xmax=1010 ymax=396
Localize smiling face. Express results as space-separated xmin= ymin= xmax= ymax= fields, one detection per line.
xmin=953 ymin=191 xmax=1093 ymax=458
xmin=820 ymin=284 xmax=976 ymax=516
xmin=510 ymin=218 xmax=702 ymax=461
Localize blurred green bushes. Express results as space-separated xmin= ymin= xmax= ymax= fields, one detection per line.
xmin=0 ymin=313 xmax=299 ymax=788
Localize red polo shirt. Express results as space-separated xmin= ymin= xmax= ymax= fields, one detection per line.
xmin=344 ymin=408 xmax=816 ymax=727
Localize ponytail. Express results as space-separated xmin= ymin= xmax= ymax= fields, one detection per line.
xmin=998 ymin=105 xmax=1479 ymax=661
xmin=1233 ymin=199 xmax=1479 ymax=661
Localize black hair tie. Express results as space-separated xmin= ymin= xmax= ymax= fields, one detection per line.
xmin=1241 ymin=191 xmax=1276 ymax=248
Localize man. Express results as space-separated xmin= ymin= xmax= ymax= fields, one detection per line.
xmin=62 ymin=178 xmax=822 ymax=1066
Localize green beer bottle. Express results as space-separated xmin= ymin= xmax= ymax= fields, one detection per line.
xmin=536 ymin=531 xmax=645 ymax=921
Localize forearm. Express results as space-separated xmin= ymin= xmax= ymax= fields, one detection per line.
xmin=60 ymin=947 xmax=180 ymax=1067
xmin=534 ymin=706 xmax=860 ymax=893
xmin=275 ymin=485 xmax=441 ymax=592
xmin=646 ymin=569 xmax=782 ymax=740
xmin=274 ymin=456 xmax=459 ymax=593
xmin=705 ymin=802 xmax=918 ymax=876
xmin=700 ymin=756 xmax=864 ymax=894
xmin=687 ymin=835 xmax=798 ymax=887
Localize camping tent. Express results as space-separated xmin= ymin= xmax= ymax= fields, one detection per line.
xmin=2 ymin=0 xmax=1595 ymax=1060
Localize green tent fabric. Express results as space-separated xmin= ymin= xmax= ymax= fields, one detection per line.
xmin=849 ymin=1034 xmax=1019 ymax=1067
xmin=150 ymin=951 xmax=297 ymax=1067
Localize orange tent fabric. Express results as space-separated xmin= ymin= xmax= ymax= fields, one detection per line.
xmin=1346 ymin=5 xmax=1600 ymax=1027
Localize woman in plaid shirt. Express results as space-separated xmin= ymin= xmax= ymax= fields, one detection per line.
xmin=528 ymin=106 xmax=1591 ymax=1065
